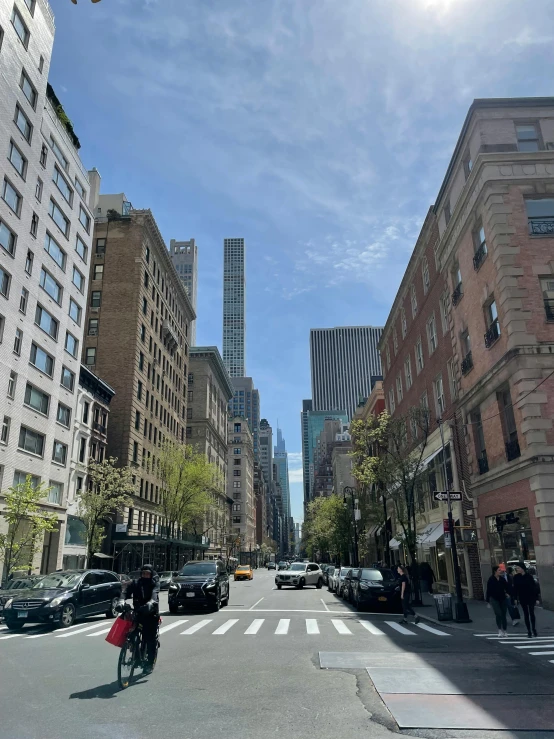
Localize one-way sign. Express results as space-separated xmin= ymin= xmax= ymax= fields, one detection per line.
xmin=434 ymin=491 xmax=462 ymax=502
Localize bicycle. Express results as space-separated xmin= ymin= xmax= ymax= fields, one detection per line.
xmin=117 ymin=604 xmax=161 ymax=690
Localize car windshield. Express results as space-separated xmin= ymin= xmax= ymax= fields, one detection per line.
xmin=340 ymin=568 xmax=351 ymax=576
xmin=179 ymin=563 xmax=217 ymax=577
xmin=327 ymin=567 xmax=335 ymax=575
xmin=237 ymin=566 xmax=250 ymax=570
xmin=32 ymin=572 xmax=82 ymax=589
xmin=360 ymin=569 xmax=396 ymax=583
xmin=289 ymin=563 xmax=307 ymax=571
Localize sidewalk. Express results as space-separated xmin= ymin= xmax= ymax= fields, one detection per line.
xmin=414 ymin=590 xmax=554 ymax=634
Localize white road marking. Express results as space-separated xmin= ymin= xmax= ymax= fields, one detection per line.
xmin=244 ymin=619 xmax=264 ymax=635
xmin=158 ymin=619 xmax=188 ymax=635
xmin=249 ymin=598 xmax=264 ymax=611
xmin=358 ymin=620 xmax=385 ymax=636
xmin=0 ymin=634 xmax=21 ymax=640
xmin=56 ymin=623 xmax=112 ymax=638
xmin=181 ymin=619 xmax=212 ymax=635
xmin=306 ymin=619 xmax=319 ymax=634
xmin=416 ymin=623 xmax=450 ymax=636
xmin=385 ymin=621 xmax=416 ymax=635
xmin=500 ymin=639 xmax=554 ymax=644
xmin=331 ymin=619 xmax=352 ymax=635
xmin=87 ymin=628 xmax=112 ymax=637
xmin=515 ymin=644 xmax=554 ymax=649
xmin=275 ymin=619 xmax=290 ymax=635
xmin=529 ymin=651 xmax=554 ymax=656
xmin=487 ymin=635 xmax=554 ymax=640
xmin=24 ymin=622 xmax=86 ymax=639
xmin=320 ymin=599 xmax=330 ymax=612
xmin=212 ymin=619 xmax=239 ymax=635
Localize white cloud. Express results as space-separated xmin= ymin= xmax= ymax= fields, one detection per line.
xmin=288 ymin=468 xmax=304 ymax=484
xmin=287 ymin=452 xmax=303 ymax=467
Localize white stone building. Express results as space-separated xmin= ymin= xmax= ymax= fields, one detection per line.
xmin=227 ymin=416 xmax=255 ymax=550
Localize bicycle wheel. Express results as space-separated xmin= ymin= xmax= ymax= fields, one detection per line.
xmin=118 ymin=639 xmax=135 ymax=690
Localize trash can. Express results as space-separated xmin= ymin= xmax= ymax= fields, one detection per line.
xmin=433 ymin=593 xmax=453 ymax=621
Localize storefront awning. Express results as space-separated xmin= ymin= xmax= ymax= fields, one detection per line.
xmin=418 ymin=521 xmax=444 ymax=548
xmin=422 ymin=447 xmax=443 ymax=468
xmin=389 ymin=537 xmax=402 ymax=550
xmin=368 ymin=525 xmax=380 ymax=537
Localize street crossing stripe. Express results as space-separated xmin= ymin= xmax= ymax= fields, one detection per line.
xmin=358 ymin=621 xmax=385 ymax=635
xmin=487 ymin=635 xmax=554 ymax=640
xmin=529 ymin=651 xmax=554 ymax=655
xmin=306 ymin=619 xmax=319 ymax=634
xmin=500 ymin=639 xmax=554 ymax=644
xmin=55 ymin=622 xmax=112 ymax=638
xmin=385 ymin=621 xmax=416 ymax=635
xmin=158 ymin=619 xmax=188 ymax=635
xmin=0 ymin=634 xmax=20 ymax=640
xmin=212 ymin=619 xmax=239 ymax=635
xmin=515 ymin=644 xmax=554 ymax=649
xmin=331 ymin=620 xmax=352 ymax=635
xmin=25 ymin=622 xmax=86 ymax=639
xmin=416 ymin=623 xmax=450 ymax=636
xmin=87 ymin=628 xmax=112 ymax=637
xmin=244 ymin=619 xmax=264 ymax=635
xmin=275 ymin=619 xmax=290 ymax=634
xmin=181 ymin=619 xmax=211 ymax=635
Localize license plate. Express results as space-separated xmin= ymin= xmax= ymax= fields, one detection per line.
xmin=18 ymin=610 xmax=28 ymax=618
xmin=378 ymin=597 xmax=387 ymax=602
xmin=186 ymin=592 xmax=195 ymax=598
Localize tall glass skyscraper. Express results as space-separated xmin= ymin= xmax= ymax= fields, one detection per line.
xmin=274 ymin=427 xmax=291 ymax=527
xmin=223 ymin=238 xmax=245 ymax=377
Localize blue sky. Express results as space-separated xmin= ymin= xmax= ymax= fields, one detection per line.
xmin=50 ymin=0 xmax=553 ymax=522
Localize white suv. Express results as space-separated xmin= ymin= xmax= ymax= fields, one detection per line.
xmin=275 ymin=562 xmax=323 ymax=589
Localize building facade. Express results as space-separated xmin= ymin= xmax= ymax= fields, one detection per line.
xmin=300 ymin=399 xmax=312 ymax=507
xmin=169 ymin=238 xmax=198 ymax=346
xmin=227 ymin=416 xmax=255 ymax=552
xmin=222 ymin=237 xmax=245 ymax=378
xmin=0 ymin=0 xmax=94 ymax=576
xmin=310 ymin=326 xmax=383 ymax=418
xmin=228 ymin=376 xmax=260 ymax=463
xmin=301 ymin=409 xmax=348 ymax=508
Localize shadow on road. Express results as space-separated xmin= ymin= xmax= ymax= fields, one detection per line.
xmin=69 ymin=678 xmax=147 ymax=700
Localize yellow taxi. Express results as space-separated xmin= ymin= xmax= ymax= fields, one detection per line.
xmin=234 ymin=564 xmax=253 ymax=581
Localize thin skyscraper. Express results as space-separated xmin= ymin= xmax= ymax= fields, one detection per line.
xmin=223 ymin=238 xmax=246 ymax=377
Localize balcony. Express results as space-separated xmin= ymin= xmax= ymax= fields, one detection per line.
xmin=528 ymin=217 xmax=554 ymax=236
xmin=162 ymin=319 xmax=179 ymax=350
xmin=505 ymin=438 xmax=521 ymax=462
xmin=473 ymin=243 xmax=487 ymax=271
xmin=484 ymin=319 xmax=500 ymax=349
xmin=461 ymin=351 xmax=473 ymax=376
xmin=545 ymin=299 xmax=554 ymax=321
xmin=477 ymin=451 xmax=489 ymax=475
xmin=452 ymin=282 xmax=463 ymax=307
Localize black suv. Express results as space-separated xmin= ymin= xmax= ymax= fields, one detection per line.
xmin=3 ymin=569 xmax=122 ymax=630
xmin=0 ymin=576 xmax=44 ymax=617
xmin=168 ymin=560 xmax=229 ymax=613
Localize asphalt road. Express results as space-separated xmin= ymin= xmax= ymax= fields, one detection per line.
xmin=1 ymin=569 xmax=553 ymax=739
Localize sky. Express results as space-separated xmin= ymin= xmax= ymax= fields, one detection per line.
xmin=49 ymin=0 xmax=554 ymax=522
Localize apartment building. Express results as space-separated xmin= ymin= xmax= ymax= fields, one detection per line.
xmin=0 ymin=0 xmax=94 ymax=575
xmin=169 ymin=238 xmax=197 ymax=346
xmin=82 ymin=194 xmax=197 ymax=572
xmin=227 ymin=416 xmax=255 ymax=551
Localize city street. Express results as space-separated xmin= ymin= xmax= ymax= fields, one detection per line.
xmin=1 ymin=570 xmax=554 ymax=739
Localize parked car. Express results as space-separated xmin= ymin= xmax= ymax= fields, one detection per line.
xmin=335 ymin=567 xmax=352 ymax=598
xmin=275 ymin=562 xmax=323 ymax=589
xmin=234 ymin=564 xmax=253 ymax=581
xmin=322 ymin=565 xmax=335 ymax=586
xmin=277 ymin=561 xmax=288 ymax=571
xmin=3 ymin=569 xmax=122 ymax=630
xmin=327 ymin=567 xmax=339 ymax=592
xmin=158 ymin=571 xmax=174 ymax=590
xmin=342 ymin=568 xmax=361 ymax=602
xmin=0 ymin=576 xmax=44 ymax=618
xmin=348 ymin=567 xmax=402 ymax=612
xmin=168 ymin=559 xmax=229 ymax=613
xmin=267 ymin=562 xmax=276 ymax=570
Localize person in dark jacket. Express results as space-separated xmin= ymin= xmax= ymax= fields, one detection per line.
xmin=419 ymin=561 xmax=435 ymax=595
xmin=486 ymin=565 xmax=510 ymax=636
xmin=118 ymin=564 xmax=160 ymax=672
xmin=397 ymin=565 xmax=420 ymax=625
xmin=513 ymin=562 xmax=539 ymax=638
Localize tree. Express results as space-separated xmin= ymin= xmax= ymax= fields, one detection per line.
xmin=303 ymin=495 xmax=351 ymax=564
xmin=77 ymin=457 xmax=135 ymax=567
xmin=0 ymin=476 xmax=58 ymax=580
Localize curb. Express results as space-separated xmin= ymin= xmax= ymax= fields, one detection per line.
xmin=415 ymin=611 xmax=475 ymax=633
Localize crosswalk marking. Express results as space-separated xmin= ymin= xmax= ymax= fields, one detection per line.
xmin=416 ymin=623 xmax=450 ymax=637
xmin=516 ymin=644 xmax=554 ymax=649
xmin=212 ymin=619 xmax=239 ymax=635
xmin=87 ymin=627 xmax=112 ymax=637
xmin=385 ymin=621 xmax=416 ymax=635
xmin=505 ymin=640 xmax=554 ymax=646
xmin=56 ymin=622 xmax=111 ymax=638
xmin=530 ymin=651 xmax=554 ymax=656
xmin=331 ymin=620 xmax=352 ymax=635
xmin=159 ymin=619 xmax=188 ymax=635
xmin=181 ymin=619 xmax=211 ymax=635
xmin=358 ymin=620 xmax=385 ymax=636
xmin=306 ymin=619 xmax=319 ymax=634
xmin=244 ymin=619 xmax=264 ymax=635
xmin=0 ymin=634 xmax=20 ymax=640
xmin=275 ymin=619 xmax=290 ymax=635
xmin=25 ymin=631 xmax=55 ymax=639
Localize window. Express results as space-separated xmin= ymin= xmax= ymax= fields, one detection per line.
xmin=24 ymin=383 xmax=49 ymax=414
xmin=401 ymin=308 xmax=407 ymax=338
xmin=40 ymin=267 xmax=62 ymax=304
xmin=186 ymin=426 xmax=192 ymax=438
xmin=35 ymin=304 xmax=58 ymax=339
xmin=96 ymin=238 xmax=106 ymax=254
xmin=0 ymin=314 xmax=4 ymax=343
xmin=72 ymin=266 xmax=84 ymax=292
xmin=233 ymin=481 xmax=241 ymax=489
xmin=499 ymin=388 xmax=520 ymax=460
xmin=69 ymin=298 xmax=81 ymax=325
xmin=79 ymin=205 xmax=90 ymax=233
xmin=93 ymin=264 xmax=103 ymax=280
xmin=447 ymin=358 xmax=457 ymax=400
xmin=18 ymin=426 xmax=45 ymax=456
xmin=516 ymin=124 xmax=540 ymax=152
xmin=541 ymin=278 xmax=554 ymax=321
xmin=88 ymin=318 xmax=98 ymax=336
xmin=439 ymin=292 xmax=449 ymax=335
xmin=186 ymin=407 xmax=192 ymax=419
xmin=30 ymin=212 xmax=38 ymax=237
xmin=234 ymin=458 xmax=241 ymax=466
xmin=8 ymin=140 xmax=27 ymax=177
xmin=35 ymin=176 xmax=42 ymax=201
xmin=49 ymin=200 xmax=69 ymax=237
xmin=137 ymin=381 xmax=143 ymax=401
xmin=233 ymin=447 xmax=241 ymax=455
xmin=472 ymin=410 xmax=488 ymax=474
xmin=420 ymin=390 xmax=429 ymax=419
xmin=396 ymin=375 xmax=403 ymax=403
xmin=13 ymin=328 xmax=23 ymax=355
xmin=20 ymin=70 xmax=37 ymax=109
xmin=484 ymin=299 xmax=500 ymax=347
xmin=23 ymin=249 xmax=33 ymax=275
xmin=140 ymin=323 xmax=146 ymax=342
xmin=142 ymin=296 xmax=147 ymax=315
xmin=233 ymin=469 xmax=241 ymax=477
xmin=7 ymin=371 xmax=17 ymax=399
xmin=472 ymin=222 xmax=487 ymax=270
xmin=525 ymin=198 xmax=554 ymax=235
xmin=56 ymin=403 xmax=71 ymax=427
xmin=393 ymin=328 xmax=398 ymax=355
xmin=44 ymin=232 xmax=66 ymax=270
xmin=50 ymin=137 xmax=68 ymax=171
xmin=61 ymin=366 xmax=75 ymax=391
xmin=463 ymin=149 xmax=473 ymax=178
xmin=138 ymin=351 xmax=144 ymax=371
xmin=90 ymin=291 xmax=101 ymax=308
xmin=52 ymin=440 xmax=67 ymax=466
xmin=30 ymin=342 xmax=53 ymax=375
xmin=444 ymin=198 xmax=451 ymax=225
xmin=234 ymin=422 xmax=241 ymax=433
xmin=388 ymin=388 xmax=395 ymax=414
xmin=52 ymin=167 xmax=72 ymax=205
xmin=84 ymin=347 xmax=96 ymax=366
xmin=135 ymin=410 xmax=140 ymax=430
xmin=74 ymin=235 xmax=87 ymax=264
xmin=422 ymin=257 xmax=430 ymax=294
xmin=74 ymin=177 xmax=85 ymax=199
xmin=15 ymin=104 xmax=32 ymax=142
xmin=426 ymin=314 xmax=437 ymax=354
xmin=144 ymin=271 xmax=149 ymax=288
xmin=1 ymin=416 xmax=10 ymax=444
xmin=404 ymin=356 xmax=413 ymax=389
xmin=11 ymin=7 xmax=29 ymax=47
xmin=3 ymin=178 xmax=21 ymax=215
xmin=0 ymin=219 xmax=16 ymax=256
xmin=434 ymin=375 xmax=445 ymax=418
xmin=47 ymin=482 xmax=63 ymax=505
xmin=188 ymin=390 xmax=193 ymax=402
xmin=40 ymin=144 xmax=47 ymax=167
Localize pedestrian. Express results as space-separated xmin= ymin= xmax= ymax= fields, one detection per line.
xmin=419 ymin=561 xmax=436 ymax=595
xmin=513 ymin=561 xmax=539 ymax=638
xmin=500 ymin=563 xmax=520 ymax=627
xmin=397 ymin=564 xmax=420 ymax=625
xmin=486 ymin=565 xmax=510 ymax=637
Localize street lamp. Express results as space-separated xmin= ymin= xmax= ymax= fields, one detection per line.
xmin=343 ymin=486 xmax=359 ymax=567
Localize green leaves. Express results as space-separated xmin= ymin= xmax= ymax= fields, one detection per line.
xmin=303 ymin=495 xmax=351 ymax=562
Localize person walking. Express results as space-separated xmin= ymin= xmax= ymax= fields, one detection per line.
xmin=513 ymin=562 xmax=539 ymax=638
xmin=419 ymin=561 xmax=435 ymax=595
xmin=397 ymin=565 xmax=420 ymax=625
xmin=486 ymin=565 xmax=510 ymax=637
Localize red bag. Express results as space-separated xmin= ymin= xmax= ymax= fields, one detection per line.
xmin=105 ymin=615 xmax=134 ymax=648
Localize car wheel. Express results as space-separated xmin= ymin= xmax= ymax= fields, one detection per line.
xmin=106 ymin=597 xmax=119 ymax=619
xmin=5 ymin=620 xmax=24 ymax=631
xmin=297 ymin=578 xmax=305 ymax=589
xmin=59 ymin=602 xmax=76 ymax=628
xmin=277 ymin=584 xmax=282 ymax=590
xmin=316 ymin=578 xmax=323 ymax=589
xmin=168 ymin=603 xmax=179 ymax=614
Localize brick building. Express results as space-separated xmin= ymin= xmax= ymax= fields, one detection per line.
xmin=227 ymin=416 xmax=256 ymax=552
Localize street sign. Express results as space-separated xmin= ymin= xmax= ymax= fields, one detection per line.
xmin=434 ymin=491 xmax=462 ymax=502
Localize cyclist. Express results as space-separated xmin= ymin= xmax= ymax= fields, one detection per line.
xmin=117 ymin=564 xmax=160 ymax=674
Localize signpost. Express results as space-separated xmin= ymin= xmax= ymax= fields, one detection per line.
xmin=434 ymin=491 xmax=462 ymax=502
